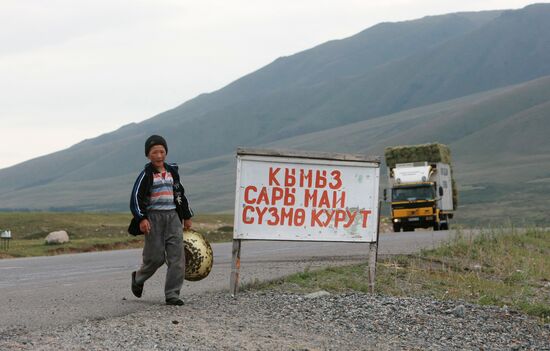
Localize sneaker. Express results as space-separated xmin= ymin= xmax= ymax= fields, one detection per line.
xmin=165 ymin=298 xmax=184 ymax=306
xmin=131 ymin=271 xmax=143 ymax=298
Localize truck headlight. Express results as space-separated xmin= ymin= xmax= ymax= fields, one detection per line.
xmin=393 ymin=219 xmax=400 ymax=223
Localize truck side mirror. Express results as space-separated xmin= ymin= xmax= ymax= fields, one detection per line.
xmin=383 ymin=189 xmax=387 ymax=201
xmin=439 ymin=186 xmax=444 ymax=196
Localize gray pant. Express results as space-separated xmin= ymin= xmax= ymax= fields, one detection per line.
xmin=135 ymin=210 xmax=185 ymax=300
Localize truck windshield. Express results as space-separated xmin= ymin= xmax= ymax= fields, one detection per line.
xmin=392 ymin=185 xmax=435 ymax=201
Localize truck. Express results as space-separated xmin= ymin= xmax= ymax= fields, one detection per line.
xmin=384 ymin=143 xmax=456 ymax=232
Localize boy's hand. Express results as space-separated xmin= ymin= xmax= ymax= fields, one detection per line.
xmin=139 ymin=219 xmax=151 ymax=234
xmin=183 ymin=219 xmax=192 ymax=231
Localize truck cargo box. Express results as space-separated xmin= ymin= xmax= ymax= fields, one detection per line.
xmin=385 ymin=143 xmax=457 ymax=209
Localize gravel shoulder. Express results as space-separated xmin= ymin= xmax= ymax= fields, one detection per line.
xmin=1 ymin=291 xmax=548 ymax=350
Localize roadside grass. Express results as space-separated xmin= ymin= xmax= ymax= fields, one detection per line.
xmin=0 ymin=212 xmax=233 ymax=258
xmin=0 ymin=212 xmax=130 ymax=240
xmin=248 ymin=228 xmax=550 ymax=323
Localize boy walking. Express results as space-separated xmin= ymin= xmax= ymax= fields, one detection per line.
xmin=130 ymin=135 xmax=193 ymax=306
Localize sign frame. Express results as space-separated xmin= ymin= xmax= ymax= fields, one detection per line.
xmin=230 ymin=148 xmax=382 ymax=296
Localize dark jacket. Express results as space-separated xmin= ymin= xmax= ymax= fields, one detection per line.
xmin=128 ymin=162 xmax=193 ymax=235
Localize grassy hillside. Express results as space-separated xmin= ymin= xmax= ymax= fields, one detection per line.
xmin=0 ymin=6 xmax=539 ymax=190
xmin=1 ymin=76 xmax=549 ymax=225
xmin=0 ymin=10 xmax=495 ymax=192
xmin=0 ymin=212 xmax=233 ymax=258
xmin=0 ymin=5 xmax=549 ymax=226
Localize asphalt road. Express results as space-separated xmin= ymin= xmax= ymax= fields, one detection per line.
xmin=0 ymin=230 xmax=455 ymax=331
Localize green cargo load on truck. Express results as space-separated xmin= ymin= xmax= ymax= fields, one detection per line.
xmin=385 ymin=143 xmax=452 ymax=168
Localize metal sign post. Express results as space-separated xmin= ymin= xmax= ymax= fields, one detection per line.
xmin=230 ymin=148 xmax=381 ymax=295
xmin=230 ymin=239 xmax=242 ymax=296
xmin=368 ymin=201 xmax=382 ymax=293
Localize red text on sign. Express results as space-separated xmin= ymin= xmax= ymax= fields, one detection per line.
xmin=268 ymin=167 xmax=342 ymax=189
xmin=244 ymin=186 xmax=296 ymax=206
xmin=304 ymin=189 xmax=346 ymax=208
xmin=242 ymin=206 xmax=307 ymax=226
xmin=241 ymin=207 xmax=371 ymax=229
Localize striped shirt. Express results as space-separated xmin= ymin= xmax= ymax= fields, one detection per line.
xmin=147 ymin=171 xmax=176 ymax=211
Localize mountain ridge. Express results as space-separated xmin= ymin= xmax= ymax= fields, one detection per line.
xmin=1 ymin=4 xmax=550 ymax=225
xmin=1 ymin=75 xmax=549 ymax=220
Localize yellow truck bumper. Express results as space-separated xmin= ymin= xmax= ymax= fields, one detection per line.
xmin=392 ymin=207 xmax=434 ymax=218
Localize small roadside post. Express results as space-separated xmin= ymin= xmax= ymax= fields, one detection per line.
xmin=230 ymin=148 xmax=381 ymax=296
xmin=1 ymin=230 xmax=12 ymax=250
xmin=368 ymin=200 xmax=382 ymax=293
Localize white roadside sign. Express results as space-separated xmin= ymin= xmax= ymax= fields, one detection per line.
xmin=233 ymin=149 xmax=380 ymax=242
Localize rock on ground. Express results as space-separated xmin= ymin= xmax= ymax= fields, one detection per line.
xmin=45 ymin=231 xmax=69 ymax=245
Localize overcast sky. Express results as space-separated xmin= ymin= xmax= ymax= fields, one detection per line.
xmin=0 ymin=0 xmax=544 ymax=169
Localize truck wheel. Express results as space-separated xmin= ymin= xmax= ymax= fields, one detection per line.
xmin=393 ymin=224 xmax=401 ymax=232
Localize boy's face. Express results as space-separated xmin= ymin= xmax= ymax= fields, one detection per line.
xmin=147 ymin=145 xmax=166 ymax=169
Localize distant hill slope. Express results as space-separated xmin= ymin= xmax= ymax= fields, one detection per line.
xmin=1 ymin=4 xmax=550 ymax=225
xmin=2 ymin=75 xmax=550 ymax=225
xmin=0 ymin=8 xmax=509 ymax=188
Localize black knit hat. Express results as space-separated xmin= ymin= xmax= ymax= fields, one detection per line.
xmin=145 ymin=135 xmax=168 ymax=156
